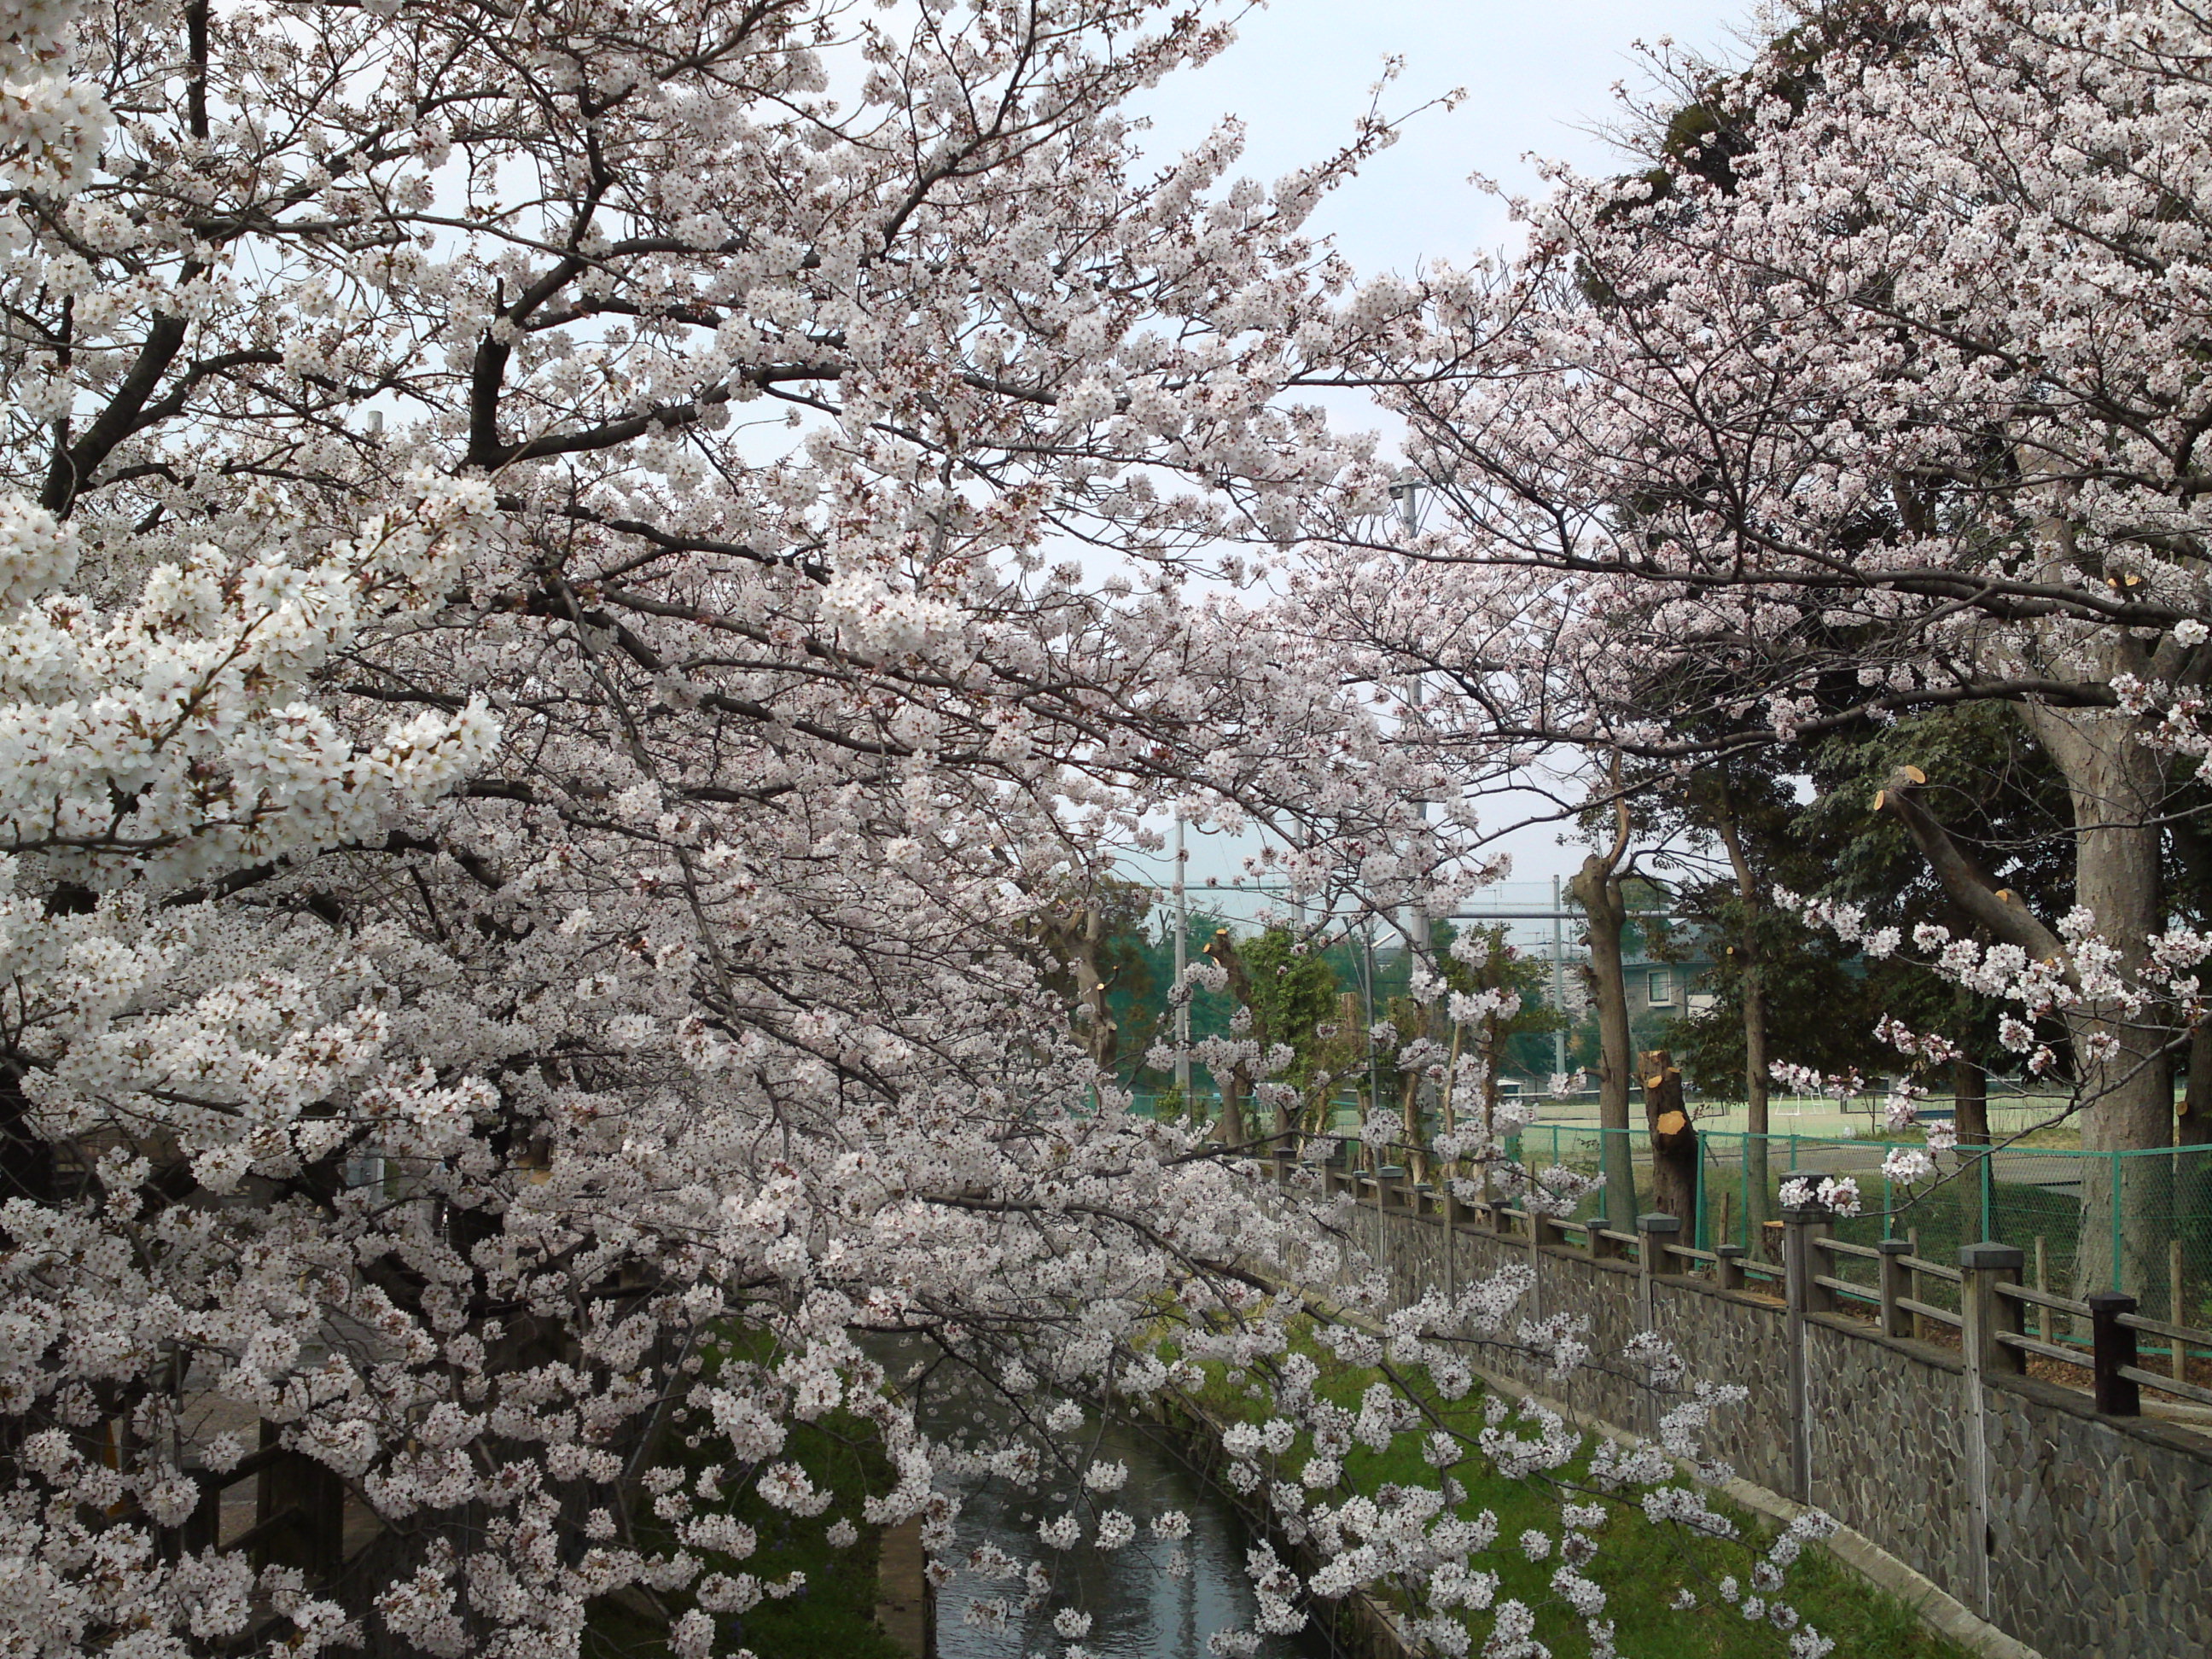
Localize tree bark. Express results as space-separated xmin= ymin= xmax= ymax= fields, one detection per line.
xmin=2183 ymin=1023 xmax=2212 ymax=1149
xmin=1570 ymin=847 xmax=1638 ymax=1227
xmin=1078 ymin=903 xmax=1118 ymax=1074
xmin=1953 ymin=1055 xmax=1990 ymax=1148
xmin=1400 ymin=1049 xmax=1426 ymax=1181
xmin=2166 ymin=820 xmax=2212 ymax=1154
xmin=2021 ymin=701 xmax=2169 ymax=1146
xmin=2021 ymin=697 xmax=2171 ymax=1295
xmin=1042 ymin=900 xmax=1119 ymax=1076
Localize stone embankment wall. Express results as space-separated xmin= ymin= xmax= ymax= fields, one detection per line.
xmin=1316 ymin=1184 xmax=2212 ymax=1659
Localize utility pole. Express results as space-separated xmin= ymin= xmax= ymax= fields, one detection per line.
xmin=1173 ymin=813 xmax=1191 ymax=1098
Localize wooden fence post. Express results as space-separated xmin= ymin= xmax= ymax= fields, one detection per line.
xmin=1959 ymin=1242 xmax=2023 ymax=1621
xmin=1637 ymin=1213 xmax=1680 ymax=1330
xmin=1961 ymin=1241 xmax=2025 ymax=1376
xmin=1526 ymin=1208 xmax=1543 ymax=1322
xmin=1441 ymin=1176 xmax=1458 ymax=1306
xmin=1877 ymin=1238 xmax=1912 ymax=1339
xmin=1782 ymin=1209 xmax=1831 ymax=1505
xmin=2034 ymin=1235 xmax=2052 ymax=1345
xmin=1907 ymin=1226 xmax=1929 ymax=1341
xmin=1714 ymin=1243 xmax=1747 ymax=1292
xmin=2087 ymin=1290 xmax=2141 ymax=1417
xmin=2170 ymin=1239 xmax=2187 ymax=1382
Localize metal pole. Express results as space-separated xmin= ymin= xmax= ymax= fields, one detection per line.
xmin=1403 ymin=677 xmax=1433 ymax=1155
xmin=1394 ymin=474 xmax=1421 ymax=538
xmin=1551 ymin=875 xmax=1568 ymax=1079
xmin=1362 ymin=915 xmax=1379 ymax=1116
xmin=1173 ymin=814 xmax=1190 ymax=1100
xmin=1406 ymin=677 xmax=1430 ymax=962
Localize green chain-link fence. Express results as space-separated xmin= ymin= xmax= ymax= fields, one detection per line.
xmin=1115 ymin=1091 xmax=2209 ymax=1336
xmin=1500 ymin=1122 xmax=2212 ymax=1330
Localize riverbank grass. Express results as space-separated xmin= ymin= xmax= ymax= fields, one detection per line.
xmin=1185 ymin=1330 xmax=1971 ymax=1659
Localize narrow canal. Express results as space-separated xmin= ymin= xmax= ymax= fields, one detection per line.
xmin=923 ymin=1402 xmax=1336 ymax=1659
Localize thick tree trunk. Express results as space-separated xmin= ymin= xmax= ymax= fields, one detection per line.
xmin=1877 ymin=702 xmax=2168 ymax=1295
xmin=2166 ymin=838 xmax=2212 ymax=1315
xmin=1571 ymin=851 xmax=1638 ymax=1227
xmin=2181 ymin=1024 xmax=2212 ymax=1321
xmin=1217 ymin=1068 xmax=1249 ymax=1150
xmin=1042 ymin=900 xmax=1119 ymax=1076
xmin=1953 ymin=1056 xmax=1990 ymax=1148
xmin=2022 ymin=698 xmax=2171 ymax=1295
xmin=1397 ymin=1064 xmax=1421 ymax=1175
xmin=1073 ymin=904 xmax=1117 ymax=1075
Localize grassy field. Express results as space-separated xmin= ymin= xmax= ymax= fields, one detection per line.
xmin=1184 ymin=1328 xmax=1972 ymax=1659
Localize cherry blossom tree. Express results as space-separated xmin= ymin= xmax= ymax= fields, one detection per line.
xmin=0 ymin=2 xmax=1842 ymax=1657
xmin=1318 ymin=0 xmax=2212 ymax=1188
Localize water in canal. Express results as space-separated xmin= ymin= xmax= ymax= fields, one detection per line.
xmin=924 ymin=1402 xmax=1336 ymax=1659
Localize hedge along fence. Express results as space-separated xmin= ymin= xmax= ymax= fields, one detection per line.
xmin=1257 ymin=1142 xmax=2212 ymax=1659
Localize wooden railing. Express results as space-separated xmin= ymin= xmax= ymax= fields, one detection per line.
xmin=1267 ymin=1132 xmax=2212 ymax=1423
xmin=1809 ymin=1235 xmax=1963 ymax=1337
xmin=178 ymin=1423 xmax=346 ymax=1575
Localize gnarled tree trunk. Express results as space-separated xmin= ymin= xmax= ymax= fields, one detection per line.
xmin=1878 ymin=713 xmax=2168 ymax=1294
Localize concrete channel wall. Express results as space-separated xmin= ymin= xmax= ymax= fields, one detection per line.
xmin=1315 ymin=1180 xmax=2212 ymax=1659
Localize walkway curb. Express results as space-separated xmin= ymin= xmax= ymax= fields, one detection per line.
xmin=873 ymin=1516 xmax=932 ymax=1657
xmin=1697 ymin=1469 xmax=2043 ymax=1659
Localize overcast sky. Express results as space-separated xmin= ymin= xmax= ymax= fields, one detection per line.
xmin=1115 ymin=0 xmax=1755 ymax=905
xmin=1130 ymin=0 xmax=1753 ymax=277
